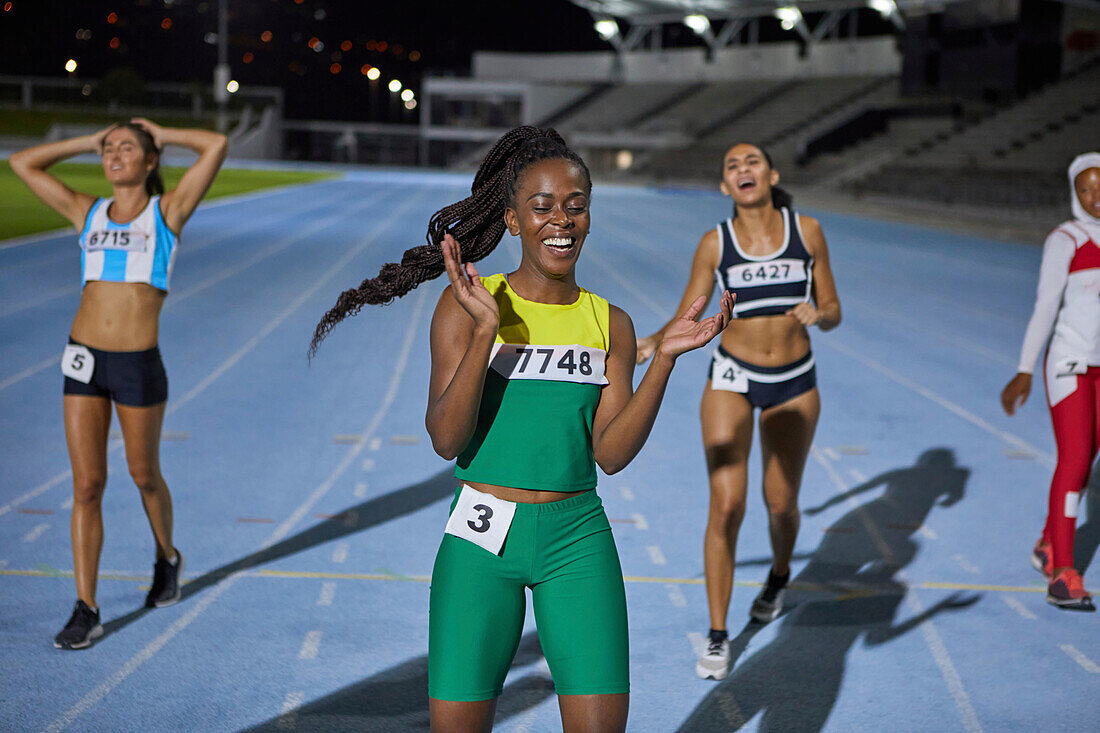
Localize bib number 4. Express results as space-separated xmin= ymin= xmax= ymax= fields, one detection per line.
xmin=445 ymin=485 xmax=516 ymax=555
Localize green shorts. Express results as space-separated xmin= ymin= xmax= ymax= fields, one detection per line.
xmin=428 ymin=488 xmax=629 ymax=701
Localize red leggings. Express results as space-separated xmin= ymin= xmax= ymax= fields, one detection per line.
xmin=1043 ymin=366 xmax=1100 ymax=570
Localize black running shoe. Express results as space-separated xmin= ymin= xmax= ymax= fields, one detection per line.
xmin=144 ymin=550 xmax=184 ymax=608
xmin=750 ymin=569 xmax=790 ymax=623
xmin=54 ymin=600 xmax=103 ymax=650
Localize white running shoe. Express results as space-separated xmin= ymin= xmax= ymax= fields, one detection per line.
xmin=695 ymin=635 xmax=730 ymax=680
xmin=750 ymin=570 xmax=789 ymax=623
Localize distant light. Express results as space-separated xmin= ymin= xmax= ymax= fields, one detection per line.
xmin=867 ymin=0 xmax=896 ymax=17
xmin=330 ymin=62 xmax=342 ymax=74
xmin=340 ymin=40 xmax=352 ymax=52
xmin=388 ymin=79 xmax=401 ymax=93
xmin=313 ymin=41 xmax=324 ymax=52
xmin=2 ymin=2 xmax=12 ymax=12
xmin=409 ymin=50 xmax=420 ymax=62
xmin=76 ymin=29 xmax=92 ymax=40
xmin=400 ymin=88 xmax=414 ymax=102
xmin=204 ymin=32 xmax=217 ymax=45
xmin=226 ymin=80 xmax=239 ymax=94
xmin=393 ymin=44 xmax=404 ymax=55
xmin=366 ymin=67 xmax=380 ymax=81
xmin=64 ymin=58 xmax=77 ymax=73
xmin=404 ymin=99 xmax=417 ymax=110
xmin=261 ymin=30 xmax=272 ymax=43
xmin=307 ymin=36 xmax=319 ymax=49
xmin=82 ymin=84 xmax=92 ymax=96
xmin=774 ymin=6 xmax=802 ymax=31
xmin=314 ymin=8 xmax=325 ymax=20
xmin=360 ymin=64 xmax=372 ymax=76
xmin=293 ymin=0 xmax=303 ymax=4
xmin=366 ymin=40 xmax=376 ymax=51
xmin=683 ymin=14 xmax=710 ymax=36
xmin=109 ymin=36 xmax=121 ymax=49
xmin=107 ymin=12 xmax=118 ymax=24
xmin=594 ymin=19 xmax=619 ymax=41
xmin=161 ymin=17 xmax=172 ymax=30
xmin=615 ymin=150 xmax=633 ymax=171
xmin=377 ymin=41 xmax=388 ymax=52
xmin=242 ymin=52 xmax=254 ymax=64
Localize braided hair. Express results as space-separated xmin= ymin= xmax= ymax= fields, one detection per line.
xmin=727 ymin=143 xmax=793 ymax=215
xmin=308 ymin=125 xmax=591 ymax=357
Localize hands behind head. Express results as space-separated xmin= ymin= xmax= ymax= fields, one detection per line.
xmin=441 ymin=233 xmax=499 ymax=331
xmin=130 ymin=117 xmax=165 ymax=149
xmin=656 ymin=291 xmax=734 ymax=361
xmin=91 ymin=123 xmax=119 ymax=151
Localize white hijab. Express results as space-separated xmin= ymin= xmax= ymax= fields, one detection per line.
xmin=1068 ymin=152 xmax=1100 ymax=240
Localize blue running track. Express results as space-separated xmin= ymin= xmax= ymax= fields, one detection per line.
xmin=1 ymin=170 xmax=1096 ymax=731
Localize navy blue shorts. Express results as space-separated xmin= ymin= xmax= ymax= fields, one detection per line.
xmin=708 ymin=345 xmax=815 ymax=410
xmin=62 ymin=338 xmax=168 ymax=407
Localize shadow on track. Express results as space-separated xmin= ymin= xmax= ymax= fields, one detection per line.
xmin=677 ymin=448 xmax=980 ymax=733
xmin=103 ymin=467 xmax=457 ymax=637
xmin=242 ymin=632 xmax=554 ymax=731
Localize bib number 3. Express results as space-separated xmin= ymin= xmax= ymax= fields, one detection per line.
xmin=444 ymin=484 xmax=516 ymax=555
xmin=61 ymin=344 xmax=95 ymax=384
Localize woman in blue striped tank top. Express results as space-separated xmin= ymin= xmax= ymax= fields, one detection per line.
xmin=10 ymin=119 xmax=227 ymax=649
xmin=637 ymin=143 xmax=841 ymax=680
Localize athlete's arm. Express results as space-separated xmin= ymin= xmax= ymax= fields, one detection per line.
xmin=134 ymin=119 xmax=228 ymax=234
xmin=787 ymin=216 xmax=841 ymax=330
xmin=593 ymin=292 xmax=733 ymax=474
xmin=7 ymin=128 xmax=112 ymax=229
xmin=636 ymin=229 xmax=720 ymax=364
xmin=425 ymin=235 xmax=499 ymax=460
xmin=1001 ymin=229 xmax=1074 ymax=415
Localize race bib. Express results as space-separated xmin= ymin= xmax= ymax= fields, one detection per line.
xmin=489 ymin=343 xmax=607 ymax=385
xmin=724 ymin=258 xmax=807 ymax=288
xmin=444 ymin=484 xmax=516 ymax=556
xmin=83 ymin=229 xmax=149 ymax=253
xmin=711 ymin=351 xmax=749 ymax=393
xmin=61 ymin=344 xmax=95 ymax=384
xmin=1054 ymin=357 xmax=1087 ymax=377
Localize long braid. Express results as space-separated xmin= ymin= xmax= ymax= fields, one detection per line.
xmin=308 ymin=125 xmax=591 ymax=358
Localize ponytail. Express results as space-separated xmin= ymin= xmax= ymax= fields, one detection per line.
xmin=308 ymin=126 xmax=591 ymax=358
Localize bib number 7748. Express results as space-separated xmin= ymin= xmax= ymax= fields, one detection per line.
xmin=444 ymin=484 xmax=516 ymax=555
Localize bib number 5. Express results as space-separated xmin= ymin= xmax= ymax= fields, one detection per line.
xmin=445 ymin=485 xmax=516 ymax=555
xmin=61 ymin=344 xmax=95 ymax=384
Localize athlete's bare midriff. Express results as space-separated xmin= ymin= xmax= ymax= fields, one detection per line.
xmin=719 ymin=313 xmax=811 ymax=366
xmin=70 ymin=281 xmax=165 ymax=351
xmin=464 ymin=481 xmax=587 ymax=504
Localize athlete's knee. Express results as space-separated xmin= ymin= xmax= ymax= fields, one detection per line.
xmin=708 ymin=495 xmax=747 ymax=530
xmin=766 ymin=500 xmax=800 ymax=524
xmin=72 ymin=474 xmax=106 ymax=505
xmin=128 ymin=464 xmax=164 ymax=493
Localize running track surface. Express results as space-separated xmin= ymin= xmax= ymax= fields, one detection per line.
xmin=1 ymin=170 xmax=1097 ymax=732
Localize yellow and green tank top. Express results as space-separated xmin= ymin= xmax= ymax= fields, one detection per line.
xmin=455 ymin=273 xmax=611 ymax=492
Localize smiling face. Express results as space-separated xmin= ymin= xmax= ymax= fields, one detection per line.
xmin=1074 ymin=167 xmax=1100 ymax=219
xmin=504 ymin=157 xmax=591 ymax=279
xmin=101 ymin=126 xmax=156 ymax=189
xmin=719 ymin=143 xmax=779 ymax=208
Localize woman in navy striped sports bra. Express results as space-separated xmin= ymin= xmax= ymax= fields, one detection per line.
xmin=10 ymin=119 xmax=226 ymax=650
xmin=637 ymin=143 xmax=840 ymax=679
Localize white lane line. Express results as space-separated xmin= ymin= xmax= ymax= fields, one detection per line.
xmin=1001 ymin=595 xmax=1037 ymax=620
xmin=1060 ymin=644 xmax=1100 ymax=673
xmin=646 ymin=545 xmax=667 ymax=565
xmin=666 ymin=583 xmax=687 ymax=608
xmin=908 ymin=593 xmax=984 ymax=733
xmin=620 ymin=486 xmax=635 ymax=501
xmin=332 ymin=542 xmax=349 ymax=564
xmin=821 ymin=339 xmax=1054 ymax=469
xmin=918 ymin=525 xmax=938 ymax=541
xmin=369 ymin=437 xmax=382 ymax=451
xmin=0 ymin=353 xmax=60 ymax=392
xmin=824 ymin=447 xmax=841 ymax=461
xmin=952 ymin=554 xmax=981 ymax=575
xmin=632 ymin=512 xmax=649 ymax=530
xmin=687 ymin=631 xmax=706 ymax=657
xmin=582 ymin=248 xmax=668 ymax=319
xmin=60 ymin=497 xmax=74 ymax=510
xmin=276 ymin=690 xmax=305 ymax=730
xmin=848 ymin=469 xmax=867 ymax=483
xmin=353 ymin=482 xmax=368 ymax=499
xmin=0 ymin=285 xmax=81 ymax=318
xmin=317 ymin=581 xmax=336 ymax=607
xmin=22 ymin=523 xmax=49 ymax=543
xmin=812 ymin=446 xmax=982 ymax=733
xmin=298 ymin=631 xmax=323 ymax=660
xmin=362 ymin=458 xmax=375 ymax=471
xmin=43 ymin=198 xmax=430 ymax=733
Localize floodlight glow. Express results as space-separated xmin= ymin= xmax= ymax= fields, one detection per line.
xmin=401 ymin=89 xmax=414 ymax=102
xmin=867 ymin=0 xmax=896 ymax=17
xmin=65 ymin=58 xmax=77 ymax=73
xmin=615 ymin=150 xmax=633 ymax=170
xmin=404 ymin=99 xmax=417 ymax=110
xmin=366 ymin=67 xmax=381 ymax=80
xmin=683 ymin=14 xmax=710 ymax=36
xmin=594 ymin=19 xmax=619 ymax=41
xmin=226 ymin=80 xmax=239 ymax=94
xmin=388 ymin=79 xmax=402 ymax=93
xmin=774 ymin=6 xmax=802 ymax=31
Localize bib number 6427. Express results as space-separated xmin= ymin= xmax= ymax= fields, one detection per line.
xmin=445 ymin=484 xmax=516 ymax=555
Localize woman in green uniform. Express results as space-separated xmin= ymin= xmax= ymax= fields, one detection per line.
xmin=310 ymin=127 xmax=732 ymax=732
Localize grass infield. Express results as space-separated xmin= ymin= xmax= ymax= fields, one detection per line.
xmin=0 ymin=162 xmax=334 ymax=241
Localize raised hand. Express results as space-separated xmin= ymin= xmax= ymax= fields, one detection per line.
xmin=441 ymin=233 xmax=498 ymax=331
xmin=785 ymin=302 xmax=821 ymax=327
xmin=1000 ymin=372 xmax=1031 ymax=415
xmin=130 ymin=117 xmax=165 ymax=149
xmin=90 ymin=124 xmax=118 ymax=151
xmin=635 ymin=334 xmax=658 ymax=365
xmin=656 ymin=291 xmax=733 ymax=360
